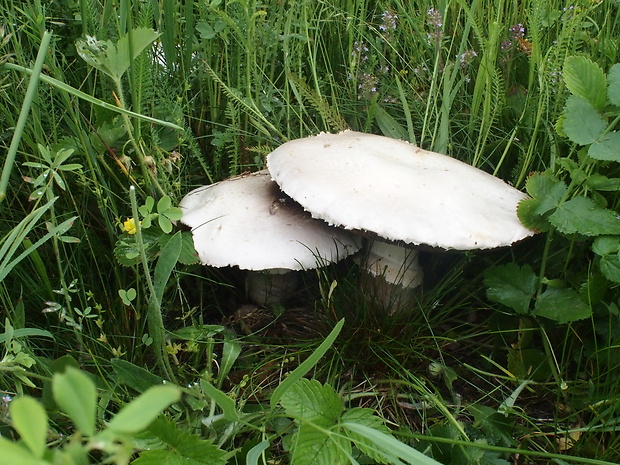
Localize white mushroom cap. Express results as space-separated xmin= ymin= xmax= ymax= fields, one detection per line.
xmin=267 ymin=131 xmax=534 ymax=250
xmin=179 ymin=170 xmax=360 ymax=271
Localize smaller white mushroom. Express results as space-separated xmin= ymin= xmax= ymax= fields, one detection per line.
xmin=267 ymin=131 xmax=535 ymax=311
xmin=179 ymin=170 xmax=360 ymax=305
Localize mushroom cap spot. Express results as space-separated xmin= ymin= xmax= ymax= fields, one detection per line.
xmin=267 ymin=131 xmax=535 ymax=250
xmin=179 ymin=170 xmax=360 ymax=271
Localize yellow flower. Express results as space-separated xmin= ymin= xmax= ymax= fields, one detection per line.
xmin=122 ymin=217 xmax=140 ymax=235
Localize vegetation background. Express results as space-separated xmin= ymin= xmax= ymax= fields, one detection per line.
xmin=1 ymin=0 xmax=619 ymax=464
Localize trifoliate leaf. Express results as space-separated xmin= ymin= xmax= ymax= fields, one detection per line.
xmin=532 ymin=287 xmax=591 ymax=323
xmin=548 ymin=196 xmax=620 ymax=236
xmin=483 ymin=263 xmax=537 ymax=315
xmin=588 ymin=131 xmax=620 ymax=162
xmin=562 ymin=96 xmax=606 ymax=146
xmin=563 ymin=56 xmax=607 ymax=110
xmin=280 ymin=378 xmax=343 ymax=426
xmin=608 ymin=63 xmax=620 ymax=107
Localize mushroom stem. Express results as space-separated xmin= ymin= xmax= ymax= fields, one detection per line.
xmin=245 ymin=269 xmax=299 ymax=306
xmin=361 ymin=241 xmax=423 ymax=313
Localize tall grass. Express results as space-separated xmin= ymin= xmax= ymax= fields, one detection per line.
xmin=1 ymin=0 xmax=619 ymax=463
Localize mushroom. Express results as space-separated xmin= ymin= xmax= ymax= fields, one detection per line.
xmin=266 ymin=131 xmax=535 ymax=311
xmin=179 ymin=170 xmax=360 ymax=306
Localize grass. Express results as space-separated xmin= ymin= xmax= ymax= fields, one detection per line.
xmin=1 ymin=0 xmax=620 ymax=463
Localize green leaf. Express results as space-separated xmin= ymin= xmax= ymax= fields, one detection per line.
xmin=532 ymin=288 xmax=592 ymax=323
xmin=271 ymin=319 xmax=344 ymax=409
xmin=561 ymin=96 xmax=606 ymax=145
xmin=563 ymin=56 xmax=607 ymax=109
xmin=156 ymin=196 xmax=172 ymax=214
xmin=341 ymin=408 xmax=392 ymax=463
xmin=280 ymin=379 xmax=342 ymax=426
xmin=341 ymin=423 xmax=443 ymax=465
xmin=608 ymin=63 xmax=620 ymax=107
xmin=548 ymin=196 xmax=620 ymax=236
xmin=290 ymin=425 xmax=350 ymax=465
xmin=0 ymin=327 xmax=54 ymax=344
xmin=587 ymin=173 xmax=620 ymax=191
xmin=104 ymin=28 xmax=160 ymax=79
xmin=518 ymin=172 xmax=567 ymax=231
xmin=105 ymin=385 xmax=180 ymax=435
xmin=134 ymin=417 xmax=226 ymax=465
xmin=0 ymin=437 xmax=40 ymax=465
xmin=153 ymin=231 xmax=182 ymax=304
xmin=588 ymin=131 xmax=620 ymax=161
xmin=592 ymin=236 xmax=620 ymax=284
xmin=111 ymin=358 xmax=165 ymax=393
xmin=159 ymin=231 xmax=199 ymax=265
xmin=53 ymin=367 xmax=97 ymax=436
xmin=199 ymin=380 xmax=240 ymax=422
xmin=483 ymin=264 xmax=537 ymax=314
xmin=10 ymin=397 xmax=48 ymax=458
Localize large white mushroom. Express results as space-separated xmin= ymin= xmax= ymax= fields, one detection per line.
xmin=179 ymin=170 xmax=360 ymax=305
xmin=266 ymin=131 xmax=535 ymax=310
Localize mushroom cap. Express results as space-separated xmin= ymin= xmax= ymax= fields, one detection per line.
xmin=179 ymin=170 xmax=360 ymax=271
xmin=267 ymin=131 xmax=534 ymax=250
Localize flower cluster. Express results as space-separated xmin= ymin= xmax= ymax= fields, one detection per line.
xmin=458 ymin=50 xmax=478 ymax=69
xmin=427 ymin=7 xmax=443 ymax=42
xmin=379 ymin=9 xmax=398 ymax=41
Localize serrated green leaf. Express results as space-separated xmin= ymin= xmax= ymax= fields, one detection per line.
xmin=133 ymin=417 xmax=226 ymax=465
xmin=524 ymin=172 xmax=567 ymax=214
xmin=10 ymin=397 xmax=48 ymax=458
xmin=341 ymin=408 xmax=392 ymax=463
xmin=587 ymin=173 xmax=620 ymax=191
xmin=518 ymin=172 xmax=566 ymax=232
xmin=158 ymin=231 xmax=199 ymax=265
xmin=280 ymin=379 xmax=343 ymax=426
xmin=563 ymin=56 xmax=607 ymax=109
xmin=608 ymin=63 xmax=620 ymax=107
xmin=53 ymin=367 xmax=97 ymax=436
xmin=548 ymin=196 xmax=620 ymax=236
xmin=290 ymin=424 xmax=350 ymax=465
xmin=483 ymin=263 xmax=537 ymax=314
xmin=592 ymin=236 xmax=620 ymax=284
xmin=114 ymin=228 xmax=162 ymax=266
xmin=517 ymin=198 xmax=551 ymax=232
xmin=588 ymin=131 xmax=620 ymax=161
xmin=532 ymin=287 xmax=591 ymax=323
xmin=562 ymin=96 xmax=606 ymax=145
xmin=599 ymin=254 xmax=620 ymax=284
xmin=106 ymin=385 xmax=180 ymax=435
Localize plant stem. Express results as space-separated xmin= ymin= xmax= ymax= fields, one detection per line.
xmin=0 ymin=30 xmax=52 ymax=203
xmin=129 ymin=186 xmax=176 ymax=382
